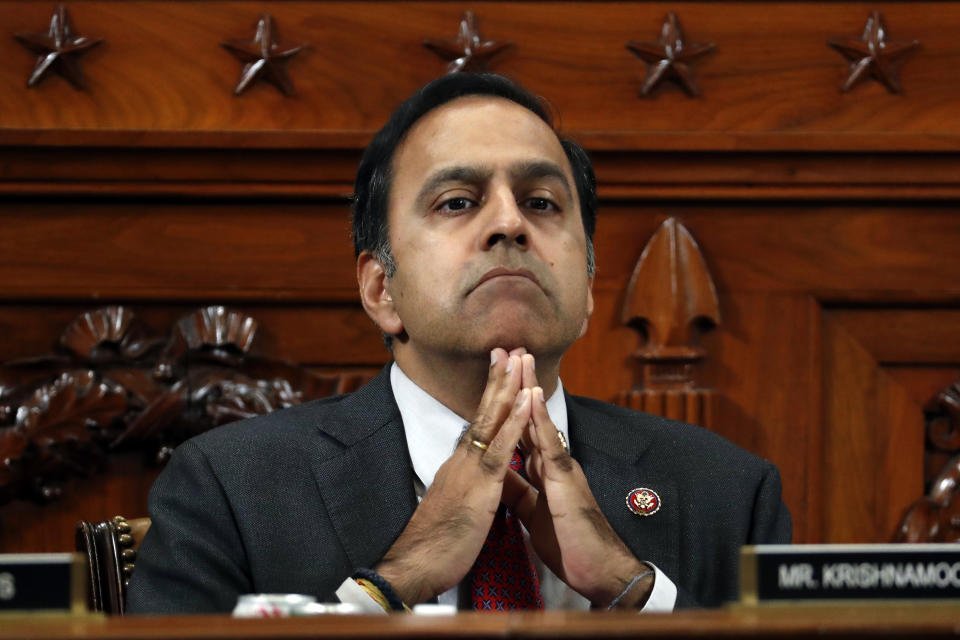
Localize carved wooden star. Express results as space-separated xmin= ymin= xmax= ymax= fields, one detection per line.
xmin=13 ymin=5 xmax=103 ymax=90
xmin=221 ymin=14 xmax=305 ymax=96
xmin=424 ymin=11 xmax=513 ymax=74
xmin=626 ymin=13 xmax=715 ymax=97
xmin=829 ymin=12 xmax=919 ymax=94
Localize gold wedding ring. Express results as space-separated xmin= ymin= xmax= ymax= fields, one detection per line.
xmin=470 ymin=439 xmax=490 ymax=451
xmin=556 ymin=430 xmax=569 ymax=452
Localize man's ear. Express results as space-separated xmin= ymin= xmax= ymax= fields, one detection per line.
xmin=357 ymin=251 xmax=404 ymax=337
xmin=578 ymin=276 xmax=594 ymax=338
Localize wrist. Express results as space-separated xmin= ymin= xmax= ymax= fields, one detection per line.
xmin=588 ymin=557 xmax=650 ymax=608
xmin=373 ymin=559 xmax=430 ymax=606
xmin=606 ymin=568 xmax=655 ymax=609
xmin=353 ymin=567 xmax=412 ymax=611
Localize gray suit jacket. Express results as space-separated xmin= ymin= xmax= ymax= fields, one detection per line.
xmin=127 ymin=365 xmax=791 ymax=614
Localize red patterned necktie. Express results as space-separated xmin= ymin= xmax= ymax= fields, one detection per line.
xmin=468 ymin=449 xmax=544 ymax=610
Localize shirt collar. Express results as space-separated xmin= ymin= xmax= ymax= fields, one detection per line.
xmin=390 ymin=361 xmax=569 ymax=491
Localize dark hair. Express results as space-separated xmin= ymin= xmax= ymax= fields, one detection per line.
xmin=351 ymin=73 xmax=596 ymax=278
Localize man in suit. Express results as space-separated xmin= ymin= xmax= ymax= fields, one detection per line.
xmin=127 ymin=73 xmax=790 ymax=614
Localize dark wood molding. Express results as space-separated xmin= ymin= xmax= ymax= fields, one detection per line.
xmin=0 ymin=306 xmax=371 ymax=507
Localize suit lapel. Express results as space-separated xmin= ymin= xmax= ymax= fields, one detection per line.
xmin=309 ymin=365 xmax=418 ymax=570
xmin=566 ymin=394 xmax=680 ymax=579
xmin=304 ymin=372 xmax=680 ymax=581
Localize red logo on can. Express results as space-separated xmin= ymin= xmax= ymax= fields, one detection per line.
xmin=626 ymin=488 xmax=661 ymax=516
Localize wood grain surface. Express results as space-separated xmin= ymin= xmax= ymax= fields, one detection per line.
xmin=1 ymin=0 xmax=959 ymax=556
xmin=1 ymin=2 xmax=960 ymax=150
xmin=3 ymin=606 xmax=960 ymax=639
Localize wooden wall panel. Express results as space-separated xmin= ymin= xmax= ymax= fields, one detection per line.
xmin=2 ymin=199 xmax=958 ymax=550
xmin=0 ymin=200 xmax=358 ymax=300
xmin=591 ymin=205 xmax=960 ymax=298
xmin=573 ymin=206 xmax=959 ymax=544
xmin=1 ymin=3 xmax=960 ymax=149
xmin=822 ymin=310 xmax=960 ymax=543
xmin=2 ymin=0 xmax=960 ymax=556
xmin=0 ymin=453 xmax=158 ymax=554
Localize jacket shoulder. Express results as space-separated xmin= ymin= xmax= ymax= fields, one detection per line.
xmin=567 ymin=394 xmax=775 ymax=472
xmin=197 ymin=394 xmax=344 ymax=439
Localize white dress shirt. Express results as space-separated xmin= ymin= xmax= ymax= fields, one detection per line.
xmin=336 ymin=363 xmax=677 ymax=612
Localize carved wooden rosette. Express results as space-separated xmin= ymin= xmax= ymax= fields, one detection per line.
xmin=893 ymin=377 xmax=960 ymax=542
xmin=617 ymin=218 xmax=720 ymax=427
xmin=0 ymin=306 xmax=370 ymax=506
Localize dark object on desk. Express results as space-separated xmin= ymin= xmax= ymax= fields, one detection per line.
xmin=741 ymin=544 xmax=960 ymax=604
xmin=0 ymin=552 xmax=86 ymax=613
xmin=75 ymin=515 xmax=151 ymax=614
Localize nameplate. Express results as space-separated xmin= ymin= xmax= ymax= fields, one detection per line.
xmin=740 ymin=544 xmax=960 ymax=604
xmin=0 ymin=553 xmax=86 ymax=614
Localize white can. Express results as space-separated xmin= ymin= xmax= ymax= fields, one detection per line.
xmin=291 ymin=602 xmax=362 ymax=615
xmin=232 ymin=593 xmax=317 ymax=618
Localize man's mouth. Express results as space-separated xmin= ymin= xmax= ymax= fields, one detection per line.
xmin=470 ymin=267 xmax=541 ymax=293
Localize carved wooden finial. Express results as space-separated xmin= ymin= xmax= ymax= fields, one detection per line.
xmin=622 ymin=217 xmax=719 ymax=361
xmin=618 ymin=218 xmax=720 ymax=424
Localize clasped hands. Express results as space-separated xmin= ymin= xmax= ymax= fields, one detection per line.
xmin=375 ymin=348 xmax=652 ymax=609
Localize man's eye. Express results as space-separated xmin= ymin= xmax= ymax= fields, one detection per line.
xmin=524 ymin=197 xmax=558 ymax=212
xmin=437 ymin=197 xmax=476 ymax=213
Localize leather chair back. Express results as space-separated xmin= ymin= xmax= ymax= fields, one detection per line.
xmin=75 ymin=515 xmax=151 ymax=614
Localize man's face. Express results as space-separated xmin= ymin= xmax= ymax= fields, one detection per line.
xmin=383 ymin=95 xmax=594 ymax=360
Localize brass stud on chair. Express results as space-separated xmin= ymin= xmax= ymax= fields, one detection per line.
xmin=121 ymin=548 xmax=137 ymax=562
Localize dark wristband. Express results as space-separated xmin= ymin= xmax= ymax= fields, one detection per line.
xmin=352 ymin=568 xmax=407 ymax=611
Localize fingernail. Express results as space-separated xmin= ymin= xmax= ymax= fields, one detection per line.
xmin=536 ymin=387 xmax=545 ymax=403
xmin=490 ymin=350 xmax=498 ymax=367
xmin=506 ymin=356 xmax=515 ymax=373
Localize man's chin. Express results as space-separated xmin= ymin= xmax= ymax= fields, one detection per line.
xmin=474 ymin=328 xmax=573 ymax=360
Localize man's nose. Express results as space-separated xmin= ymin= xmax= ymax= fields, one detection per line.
xmin=483 ymin=188 xmax=528 ymax=250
